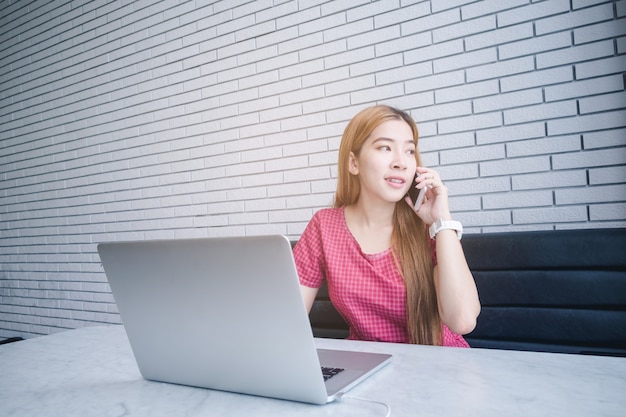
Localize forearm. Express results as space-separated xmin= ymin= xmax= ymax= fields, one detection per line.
xmin=300 ymin=285 xmax=319 ymax=314
xmin=408 ymin=167 xmax=480 ymax=334
xmin=434 ymin=229 xmax=481 ymax=335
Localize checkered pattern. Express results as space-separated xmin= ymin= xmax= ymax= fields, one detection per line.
xmin=294 ymin=208 xmax=468 ymax=347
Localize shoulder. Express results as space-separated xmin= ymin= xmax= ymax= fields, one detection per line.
xmin=312 ymin=207 xmax=344 ymax=224
xmin=298 ymin=207 xmax=347 ymax=249
xmin=298 ymin=208 xmax=341 ymax=244
xmin=307 ymin=207 xmax=347 ymax=236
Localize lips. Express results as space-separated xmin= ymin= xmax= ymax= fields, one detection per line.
xmin=385 ymin=176 xmax=407 ymax=189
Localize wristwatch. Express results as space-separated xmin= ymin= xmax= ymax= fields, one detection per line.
xmin=429 ymin=219 xmax=463 ymax=240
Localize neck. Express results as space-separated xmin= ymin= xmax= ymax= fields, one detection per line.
xmin=344 ymin=198 xmax=395 ymax=254
xmin=347 ymin=196 xmax=395 ymax=229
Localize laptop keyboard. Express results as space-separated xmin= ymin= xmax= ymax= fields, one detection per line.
xmin=321 ymin=366 xmax=345 ymax=381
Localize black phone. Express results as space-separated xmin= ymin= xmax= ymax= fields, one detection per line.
xmin=406 ymin=175 xmax=427 ymax=210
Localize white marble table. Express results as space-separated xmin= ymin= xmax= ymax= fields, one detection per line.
xmin=1 ymin=325 xmax=624 ymax=417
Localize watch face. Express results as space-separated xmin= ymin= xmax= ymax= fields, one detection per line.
xmin=429 ymin=220 xmax=462 ymax=240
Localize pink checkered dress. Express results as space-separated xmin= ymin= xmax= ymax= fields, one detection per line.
xmin=294 ymin=207 xmax=469 ymax=347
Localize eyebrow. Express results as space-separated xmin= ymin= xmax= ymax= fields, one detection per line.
xmin=372 ymin=137 xmax=415 ymax=145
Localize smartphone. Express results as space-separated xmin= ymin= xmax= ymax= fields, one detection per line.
xmin=406 ymin=179 xmax=427 ymax=210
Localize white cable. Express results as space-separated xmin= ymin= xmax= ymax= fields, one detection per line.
xmin=336 ymin=393 xmax=392 ymax=417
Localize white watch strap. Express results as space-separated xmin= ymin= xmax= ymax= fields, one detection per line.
xmin=429 ymin=220 xmax=463 ymax=240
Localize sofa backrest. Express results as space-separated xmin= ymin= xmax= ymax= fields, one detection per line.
xmin=462 ymin=228 xmax=626 ymax=356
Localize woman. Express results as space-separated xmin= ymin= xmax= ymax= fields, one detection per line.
xmin=294 ymin=105 xmax=480 ymax=346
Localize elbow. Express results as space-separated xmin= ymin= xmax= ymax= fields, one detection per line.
xmin=451 ymin=316 xmax=477 ymax=335
xmin=444 ymin=306 xmax=481 ymax=335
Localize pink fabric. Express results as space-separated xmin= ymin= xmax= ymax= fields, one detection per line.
xmin=294 ymin=207 xmax=468 ymax=348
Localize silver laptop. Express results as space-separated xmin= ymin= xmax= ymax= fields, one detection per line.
xmin=98 ymin=235 xmax=391 ymax=405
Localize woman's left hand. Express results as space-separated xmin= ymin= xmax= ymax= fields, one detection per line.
xmin=404 ymin=167 xmax=452 ymax=224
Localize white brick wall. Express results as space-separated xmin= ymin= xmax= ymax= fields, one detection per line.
xmin=1 ymin=0 xmax=625 ymax=339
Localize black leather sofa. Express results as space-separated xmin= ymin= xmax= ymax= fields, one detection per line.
xmin=302 ymin=228 xmax=626 ymax=356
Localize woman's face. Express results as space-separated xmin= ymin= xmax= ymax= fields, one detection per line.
xmin=349 ymin=119 xmax=417 ymax=205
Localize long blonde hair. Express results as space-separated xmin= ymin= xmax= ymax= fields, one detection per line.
xmin=334 ymin=105 xmax=442 ymax=345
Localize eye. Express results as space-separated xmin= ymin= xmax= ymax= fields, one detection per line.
xmin=378 ymin=145 xmax=391 ymax=152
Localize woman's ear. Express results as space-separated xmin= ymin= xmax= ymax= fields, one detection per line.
xmin=348 ymin=151 xmax=359 ymax=175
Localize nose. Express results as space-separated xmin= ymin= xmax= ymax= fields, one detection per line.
xmin=392 ymin=150 xmax=408 ymax=170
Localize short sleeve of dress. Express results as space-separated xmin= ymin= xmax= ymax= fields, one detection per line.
xmin=293 ymin=212 xmax=326 ymax=289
